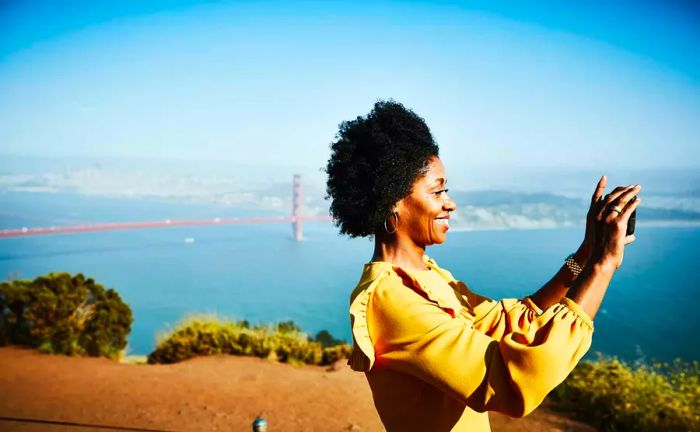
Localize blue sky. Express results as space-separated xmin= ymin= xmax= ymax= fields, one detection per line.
xmin=1 ymin=0 xmax=699 ymax=176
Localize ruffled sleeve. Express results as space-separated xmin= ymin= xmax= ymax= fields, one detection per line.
xmin=425 ymin=256 xmax=554 ymax=342
xmin=347 ymin=267 xmax=391 ymax=371
xmin=368 ymin=278 xmax=594 ymax=417
xmin=471 ymin=297 xmax=548 ymax=341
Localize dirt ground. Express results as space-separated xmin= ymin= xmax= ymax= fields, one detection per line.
xmin=0 ymin=347 xmax=595 ymax=432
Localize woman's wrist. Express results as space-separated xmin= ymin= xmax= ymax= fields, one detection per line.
xmin=573 ymin=243 xmax=591 ymax=268
xmin=589 ymin=258 xmax=617 ymax=275
xmin=568 ymin=260 xmax=616 ymax=319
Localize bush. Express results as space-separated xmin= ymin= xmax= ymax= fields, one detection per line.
xmin=550 ymin=354 xmax=700 ymax=432
xmin=314 ymin=329 xmax=345 ymax=348
xmin=0 ymin=272 xmax=133 ymax=359
xmin=148 ymin=315 xmax=351 ymax=366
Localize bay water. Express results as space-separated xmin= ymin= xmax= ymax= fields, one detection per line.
xmin=1 ymin=192 xmax=698 ymax=362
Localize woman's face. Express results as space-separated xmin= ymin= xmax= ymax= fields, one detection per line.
xmin=394 ymin=156 xmax=457 ymax=246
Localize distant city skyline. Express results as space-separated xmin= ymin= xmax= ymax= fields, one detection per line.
xmin=1 ymin=1 xmax=699 ymax=172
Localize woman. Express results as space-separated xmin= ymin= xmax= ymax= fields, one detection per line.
xmin=325 ymin=101 xmax=641 ymax=431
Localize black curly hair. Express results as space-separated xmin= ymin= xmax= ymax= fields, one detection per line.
xmin=325 ymin=100 xmax=440 ymax=238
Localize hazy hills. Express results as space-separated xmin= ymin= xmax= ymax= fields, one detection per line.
xmin=1 ymin=156 xmax=698 ymax=230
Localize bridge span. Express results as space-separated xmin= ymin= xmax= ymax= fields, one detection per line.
xmin=1 ymin=175 xmax=331 ymax=240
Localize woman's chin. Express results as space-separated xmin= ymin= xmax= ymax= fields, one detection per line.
xmin=431 ymin=235 xmax=447 ymax=245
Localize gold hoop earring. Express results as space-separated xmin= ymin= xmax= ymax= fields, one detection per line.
xmin=384 ymin=212 xmax=398 ymax=234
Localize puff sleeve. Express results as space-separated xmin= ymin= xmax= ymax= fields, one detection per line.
xmin=426 ymin=258 xmax=547 ymax=341
xmin=469 ymin=295 xmax=547 ymax=342
xmin=368 ymin=281 xmax=593 ymax=418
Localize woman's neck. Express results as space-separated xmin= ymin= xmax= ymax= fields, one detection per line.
xmin=372 ymin=235 xmax=428 ymax=271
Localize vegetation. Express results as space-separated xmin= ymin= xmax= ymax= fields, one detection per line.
xmin=0 ymin=272 xmax=133 ymax=359
xmin=148 ymin=316 xmax=351 ymax=366
xmin=551 ymin=354 xmax=700 ymax=432
xmin=5 ymin=273 xmax=697 ymax=432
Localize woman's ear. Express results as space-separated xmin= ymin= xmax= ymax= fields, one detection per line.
xmin=391 ymin=201 xmax=402 ymax=217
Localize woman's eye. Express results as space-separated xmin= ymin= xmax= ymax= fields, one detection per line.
xmin=434 ymin=189 xmax=449 ymax=196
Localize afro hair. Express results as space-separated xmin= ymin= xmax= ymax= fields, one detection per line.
xmin=325 ymin=100 xmax=440 ymax=238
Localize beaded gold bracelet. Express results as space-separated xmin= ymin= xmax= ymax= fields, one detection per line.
xmin=565 ymin=253 xmax=583 ymax=278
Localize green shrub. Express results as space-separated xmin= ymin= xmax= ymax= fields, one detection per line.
xmin=321 ymin=343 xmax=352 ymax=365
xmin=314 ymin=329 xmax=345 ymax=348
xmin=148 ymin=315 xmax=351 ymax=366
xmin=551 ymin=354 xmax=700 ymax=432
xmin=0 ymin=272 xmax=133 ymax=359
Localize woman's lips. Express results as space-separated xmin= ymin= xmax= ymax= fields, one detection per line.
xmin=434 ymin=218 xmax=449 ymax=229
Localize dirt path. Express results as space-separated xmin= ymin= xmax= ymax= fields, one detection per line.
xmin=0 ymin=347 xmax=594 ymax=432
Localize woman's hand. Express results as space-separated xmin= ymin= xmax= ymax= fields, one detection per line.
xmin=578 ymin=176 xmax=612 ymax=265
xmin=566 ymin=178 xmax=642 ymax=319
xmin=588 ymin=177 xmax=641 ymax=271
xmin=578 ymin=177 xmax=606 ymax=265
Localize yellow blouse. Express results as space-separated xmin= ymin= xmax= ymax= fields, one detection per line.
xmin=348 ymin=255 xmax=593 ymax=432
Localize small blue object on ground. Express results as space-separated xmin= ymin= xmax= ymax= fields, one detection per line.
xmin=252 ymin=417 xmax=267 ymax=432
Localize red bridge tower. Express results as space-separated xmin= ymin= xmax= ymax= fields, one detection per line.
xmin=292 ymin=174 xmax=303 ymax=241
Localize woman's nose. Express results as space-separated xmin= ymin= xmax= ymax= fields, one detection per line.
xmin=443 ymin=194 xmax=457 ymax=211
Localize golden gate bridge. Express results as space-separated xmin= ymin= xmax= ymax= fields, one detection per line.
xmin=0 ymin=175 xmax=330 ymax=240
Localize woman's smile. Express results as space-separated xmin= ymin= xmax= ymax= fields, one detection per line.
xmin=434 ymin=215 xmax=450 ymax=228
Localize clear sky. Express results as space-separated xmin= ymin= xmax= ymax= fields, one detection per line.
xmin=1 ymin=0 xmax=699 ymax=176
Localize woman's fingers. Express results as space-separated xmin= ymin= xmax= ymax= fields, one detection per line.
xmin=598 ymin=185 xmax=638 ymax=219
xmin=619 ymin=194 xmax=641 ymax=221
xmin=624 ymin=234 xmax=636 ymax=245
xmin=605 ymin=189 xmax=637 ymax=223
xmin=596 ymin=186 xmax=627 ymax=220
xmin=603 ymin=186 xmax=634 ymax=206
xmin=605 ymin=191 xmax=641 ymax=223
xmin=591 ymin=175 xmax=607 ymax=204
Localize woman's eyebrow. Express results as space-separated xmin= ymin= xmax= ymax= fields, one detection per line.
xmin=431 ymin=177 xmax=447 ymax=186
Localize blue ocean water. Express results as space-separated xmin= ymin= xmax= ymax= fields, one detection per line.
xmin=1 ymin=192 xmax=698 ymax=362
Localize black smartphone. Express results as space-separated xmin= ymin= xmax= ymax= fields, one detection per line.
xmin=626 ymin=196 xmax=637 ymax=236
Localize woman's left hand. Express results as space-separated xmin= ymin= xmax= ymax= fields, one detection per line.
xmin=579 ymin=175 xmax=609 ymax=266
xmin=580 ymin=175 xmax=641 ymax=266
